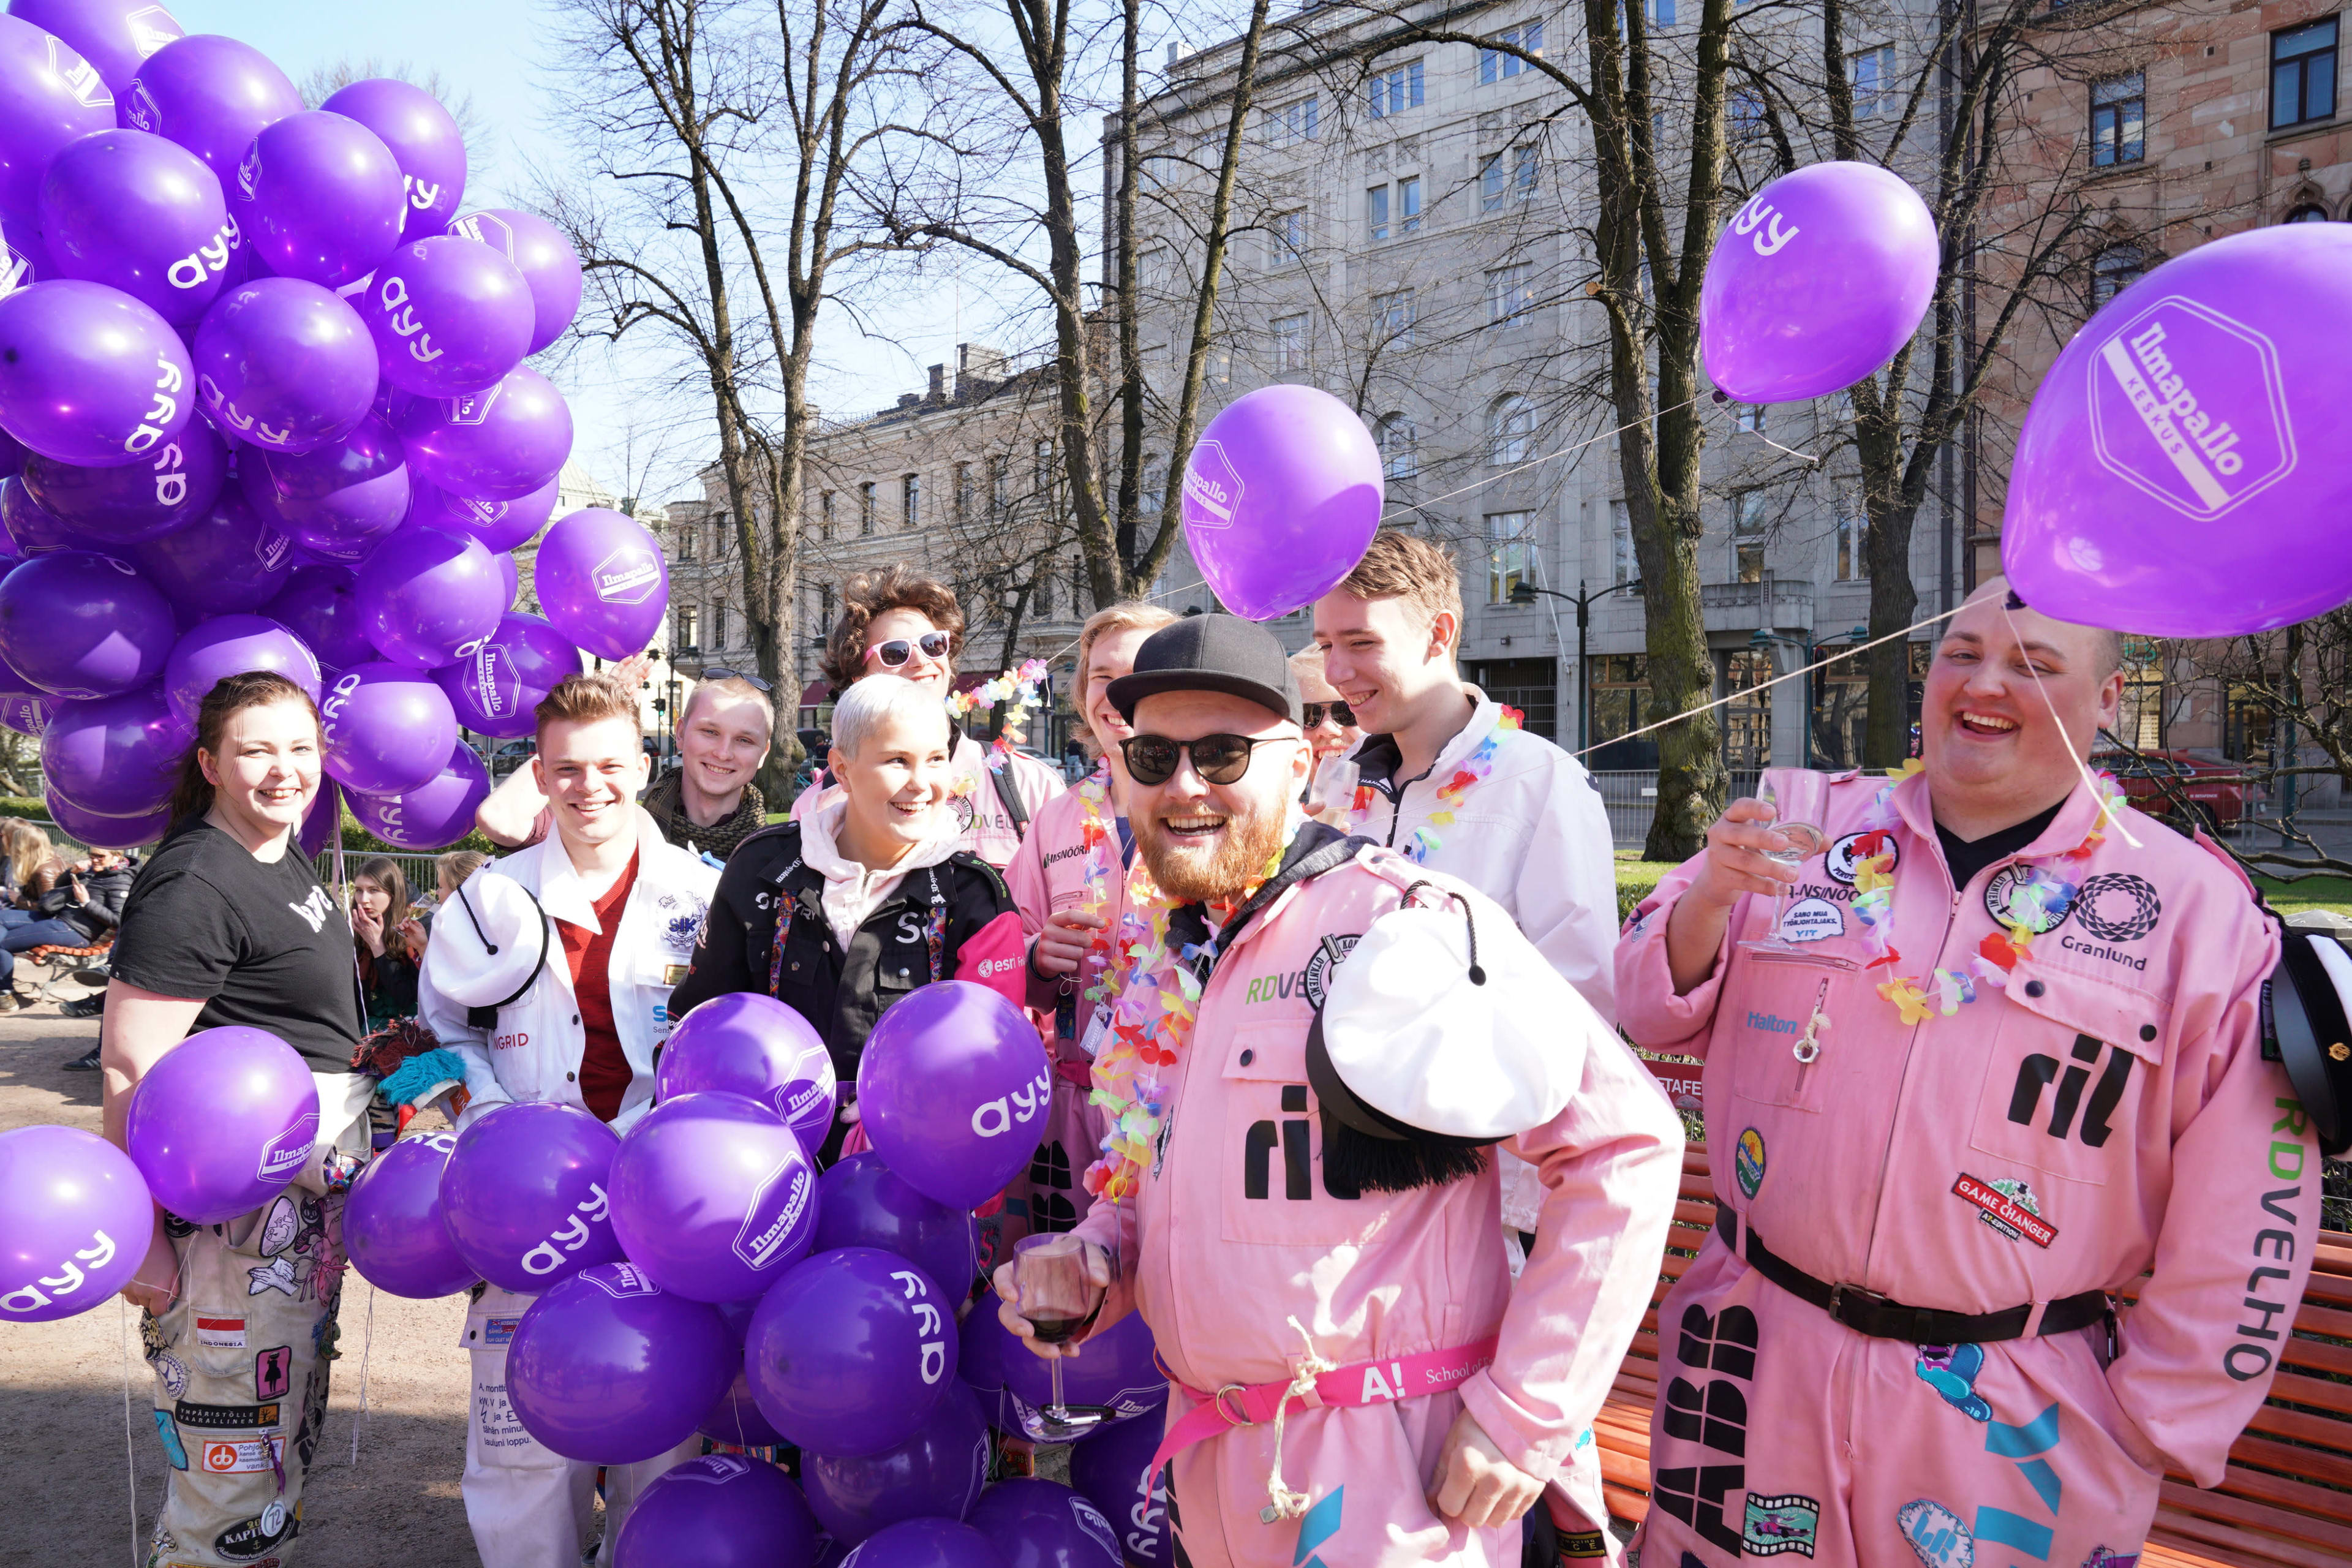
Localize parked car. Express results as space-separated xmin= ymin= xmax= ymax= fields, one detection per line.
xmin=485 ymin=737 xmax=537 ymax=779
xmin=2090 ymin=745 xmax=2250 ymax=830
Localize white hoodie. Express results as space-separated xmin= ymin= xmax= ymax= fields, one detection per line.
xmin=799 ymin=800 xmax=967 ymax=951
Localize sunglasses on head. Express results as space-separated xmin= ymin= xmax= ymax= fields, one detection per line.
xmin=864 ymin=631 xmax=954 ymax=668
xmin=1302 ymin=700 xmax=1355 ymax=729
xmin=700 ymin=666 xmax=773 ymax=692
xmin=1120 ymin=733 xmax=1292 ymax=787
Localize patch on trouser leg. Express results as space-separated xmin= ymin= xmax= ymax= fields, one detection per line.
xmin=1654 ymin=1301 xmax=1759 ymax=1558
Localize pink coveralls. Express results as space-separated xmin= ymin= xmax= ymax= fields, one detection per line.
xmin=1075 ymin=845 xmax=1686 ymax=1567
xmin=791 ymin=734 xmax=1065 ymax=869
xmin=1615 ymin=767 xmax=2318 ymax=1567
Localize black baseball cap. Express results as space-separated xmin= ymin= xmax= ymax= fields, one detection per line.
xmin=1107 ymin=614 xmax=1302 ymax=726
xmin=2269 ymin=914 xmax=2352 ymax=1156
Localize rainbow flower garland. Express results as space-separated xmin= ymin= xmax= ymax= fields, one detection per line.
xmin=1346 ymin=706 xmax=1524 ymax=862
xmin=1070 ymin=767 xmax=1120 ymax=1011
xmin=948 ymin=658 xmax=1052 ymax=760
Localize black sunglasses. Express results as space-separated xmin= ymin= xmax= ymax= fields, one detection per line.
xmin=1120 ymin=733 xmax=1292 ymax=786
xmin=1302 ymin=701 xmax=1355 ymax=729
xmin=864 ymin=631 xmax=954 ymax=668
xmin=699 ymin=666 xmax=773 ymax=692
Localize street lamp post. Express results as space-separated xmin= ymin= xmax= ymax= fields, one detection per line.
xmin=1509 ymin=577 xmax=1644 ymax=755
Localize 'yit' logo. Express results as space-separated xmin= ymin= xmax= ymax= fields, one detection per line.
xmin=2006 ymin=1033 xmax=2133 ymax=1148
xmin=1244 ymin=1085 xmax=1361 ymax=1202
xmin=2088 ymin=296 xmax=2295 ymax=521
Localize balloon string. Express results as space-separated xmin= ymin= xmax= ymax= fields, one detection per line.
xmin=1997 ymin=599 xmax=2143 ymax=851
xmin=121 ymin=1295 xmax=140 ymax=1566
xmin=349 ymin=1283 xmax=377 ymax=1468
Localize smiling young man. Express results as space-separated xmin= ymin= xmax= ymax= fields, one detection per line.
xmin=1616 ymin=579 xmax=2316 ymax=1566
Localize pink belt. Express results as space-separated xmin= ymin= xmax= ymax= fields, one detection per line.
xmin=1150 ymin=1335 xmax=1499 ymax=1477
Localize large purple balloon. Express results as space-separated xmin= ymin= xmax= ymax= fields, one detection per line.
xmin=533 ymin=505 xmax=668 ymax=661
xmin=355 ymin=520 xmax=503 ymax=668
xmin=1 ymin=209 xmax=55 ymax=301
xmin=7 ymin=1 xmax=184 ymax=105
xmin=700 ymin=1295 xmax=790 ymax=1447
xmin=0 ymin=279 xmax=194 ymax=466
xmin=192 ymin=277 xmax=378 ymax=454
xmin=397 ymin=365 xmax=573 ymax=503
xmin=162 ymin=612 xmax=318 ymax=723
xmin=858 ymin=981 xmax=1052 ymax=1210
xmin=346 ymin=734 xmax=488 ymax=850
xmin=2004 ymin=223 xmax=2352 ymax=638
xmin=1180 ymin=385 xmax=1381 ymax=621
xmin=610 ymin=1091 xmax=820 ymax=1303
xmin=655 ymin=992 xmax=837 ymax=1150
xmin=746 ymin=1247 xmax=960 ymax=1458
xmin=0 ymin=692 xmax=54 ymax=736
xmin=40 ymin=127 xmax=234 ymax=322
xmin=125 ymin=1024 xmax=317 ymax=1224
xmin=804 ymin=1383 xmax=991 ymax=1547
xmin=1000 ymin=1309 xmax=1166 ymax=1439
xmin=263 ymin=563 xmax=372 ymax=672
xmin=507 ymin=1260 xmax=735 ymax=1463
xmin=614 ymin=1453 xmax=824 ymax=1568
xmin=1700 ymin=162 xmax=1938 ymax=404
xmin=20 ymin=415 xmax=226 ymax=543
xmin=0 ymin=548 xmax=173 ymax=695
xmin=123 ymin=33 xmax=300 ymax=182
xmin=433 ymin=611 xmax=579 ymax=739
xmin=48 ymin=787 xmax=167 ymax=847
xmin=130 ymin=484 xmax=293 ymax=611
xmin=297 ymin=773 xmax=341 ymax=861
xmin=344 ymin=1129 xmax=477 ymax=1299
xmin=1066 ymin=1410 xmax=1173 ymax=1567
xmin=0 ymin=14 xmax=113 ymax=221
xmin=407 ymin=473 xmax=558 ymax=552
xmin=0 ymin=1124 xmax=156 ymax=1322
xmin=814 ymin=1155 xmax=977 ymax=1305
xmin=252 ymin=412 xmax=409 ymax=560
xmin=40 ymin=679 xmax=187 ymax=815
xmin=967 ymin=1480 xmax=1123 ymax=1568
xmin=440 ymin=1101 xmax=626 ymax=1294
xmin=234 ymin=109 xmax=405 ymax=288
xmin=450 ymin=207 xmax=581 ymax=355
xmin=839 ymin=1520 xmax=1007 ymax=1568
xmin=0 ymin=469 xmax=99 ymax=553
xmin=319 ymin=78 xmax=466 ymax=246
xmin=319 ymin=660 xmax=457 ymax=794
xmin=361 ymin=235 xmax=533 ymax=396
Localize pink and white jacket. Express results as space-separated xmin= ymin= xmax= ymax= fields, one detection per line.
xmin=793 ymin=734 xmax=1065 ymax=870
xmin=1614 ymin=766 xmax=2319 ymax=1487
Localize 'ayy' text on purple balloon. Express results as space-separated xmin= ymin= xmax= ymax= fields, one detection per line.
xmin=18 ymin=415 xmax=225 ymax=543
xmin=346 ymin=734 xmax=488 ymax=850
xmin=438 ymin=1101 xmax=627 ymax=1294
xmin=532 ymin=505 xmax=667 ymax=662
xmin=318 ymin=77 xmax=466 ymax=246
xmin=39 ymin=127 xmax=240 ymax=323
xmin=0 ymin=1125 xmax=156 ymax=1322
xmin=0 ymin=13 xmax=115 ymax=222
xmin=361 ymin=235 xmax=533 ymax=397
xmin=191 ymin=276 xmax=379 ymax=454
xmin=0 ymin=279 xmax=193 ymax=466
xmin=122 ymin=33 xmax=300 ymax=183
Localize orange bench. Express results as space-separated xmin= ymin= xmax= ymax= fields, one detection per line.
xmin=1594 ymin=1143 xmax=2352 ymax=1566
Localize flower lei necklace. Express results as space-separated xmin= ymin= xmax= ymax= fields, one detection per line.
xmin=1346 ymin=705 xmax=1524 ymax=863
xmin=948 ymin=658 xmax=1052 ymax=761
xmin=1854 ymin=759 xmax=2130 ymax=1025
xmin=1070 ymin=766 xmax=1120 ymax=1013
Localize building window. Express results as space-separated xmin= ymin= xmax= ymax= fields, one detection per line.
xmin=1479 ymin=20 xmax=1544 ymax=84
xmin=1034 ymin=572 xmax=1054 ymax=619
xmin=1648 ymin=0 xmax=1676 ymax=24
xmin=2288 ymin=202 xmax=2334 ymax=221
xmin=1480 ymin=146 xmax=1539 ymax=210
xmin=676 ymin=521 xmax=696 ymax=560
xmin=711 ymin=603 xmax=728 ymax=648
xmin=990 ymin=456 xmax=1009 ymax=518
xmin=819 ymin=583 xmax=835 ymax=638
xmin=1033 ymin=439 xmax=1055 ymax=494
xmin=1487 ymin=262 xmax=1536 ymax=327
xmin=1398 ymin=175 xmax=1422 ymax=233
xmin=1588 ymin=653 xmax=1651 ymax=748
xmin=1488 ymin=394 xmax=1536 ymax=466
xmin=820 ymin=490 xmax=836 ymax=541
xmin=1730 ymin=86 xmax=1768 ymax=145
xmin=1732 ymin=491 xmax=1769 ymax=581
xmin=675 ymin=606 xmax=700 ymax=651
xmin=1735 ymin=404 xmax=1766 ymax=432
xmin=1369 ymin=60 xmax=1423 ymax=118
xmin=859 ymin=481 xmax=875 ymax=535
xmin=1368 ymin=184 xmax=1390 ymax=241
xmin=954 ymin=462 xmax=972 ymax=522
xmin=1271 ymin=313 xmax=1309 ymax=372
xmin=1835 ymin=491 xmax=1867 ymax=580
xmin=2272 ymin=18 xmax=2337 ymax=130
xmin=1850 ymin=45 xmax=1896 ymax=119
xmin=2091 ymin=73 xmax=2145 ymax=167
xmin=902 ymin=473 xmax=921 ymax=530
xmin=2091 ymin=244 xmax=2145 ymax=308
xmin=1142 ymin=456 xmax=1166 ymax=513
xmin=1375 ymin=412 xmax=1418 ymax=480
xmin=1609 ymin=499 xmax=1636 ymax=584
xmin=1372 ymin=288 xmax=1416 ymax=346
xmin=1265 ymin=96 xmax=1319 ymax=146
xmin=1268 ymin=208 xmax=1307 ymax=264
xmin=1487 ymin=511 xmax=1535 ymax=603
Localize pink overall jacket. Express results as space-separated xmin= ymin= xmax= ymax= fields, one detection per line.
xmin=1615 ymin=766 xmax=2318 ymax=1490
xmin=793 ymin=734 xmax=1065 ymax=870
xmin=1075 ymin=845 xmax=1686 ymax=1567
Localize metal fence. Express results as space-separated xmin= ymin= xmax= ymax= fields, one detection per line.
xmin=1591 ymin=770 xmax=1762 ymax=852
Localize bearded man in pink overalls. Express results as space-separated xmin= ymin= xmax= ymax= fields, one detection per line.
xmin=995 ymin=614 xmax=1686 ymax=1567
xmin=1615 ymin=581 xmax=2320 ymax=1566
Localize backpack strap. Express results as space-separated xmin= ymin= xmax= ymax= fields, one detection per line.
xmin=987 ymin=756 xmax=1031 ymax=843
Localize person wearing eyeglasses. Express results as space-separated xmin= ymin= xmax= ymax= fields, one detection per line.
xmin=792 ymin=566 xmax=1065 ymax=869
xmin=1290 ymin=645 xmax=1363 ymax=771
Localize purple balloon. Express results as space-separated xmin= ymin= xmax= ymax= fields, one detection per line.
xmin=958 ymin=1296 xmax=1006 ymax=1398
xmin=494 ymin=548 xmax=518 ymax=604
xmin=297 ymin=772 xmax=340 ymax=860
xmin=7 ymin=1 xmax=184 ymax=105
xmin=319 ymin=659 xmax=456 ymax=794
xmin=1182 ymin=384 xmax=1382 ymax=621
xmin=804 ymin=1384 xmax=991 ymax=1547
xmin=0 ymin=279 xmax=194 ymax=466
xmin=345 ymin=1129 xmax=477 ymax=1298
xmin=233 ymin=109 xmax=405 ymax=288
xmin=252 ymin=412 xmax=410 ymax=560
xmin=1001 ymin=1310 xmax=1166 ymax=1440
xmin=614 ymin=1453 xmax=825 ymax=1568
xmin=1 ymin=208 xmax=56 ymax=301
xmin=449 ymin=207 xmax=581 ymax=355
xmin=397 ymin=364 xmax=573 ymax=503
xmin=0 ymin=1124 xmax=156 ymax=1322
xmin=0 ymin=548 xmax=173 ymax=695
xmin=355 ymin=520 xmax=503 ymax=667
xmin=0 ymin=469 xmax=100 ymax=552
xmin=162 ymin=612 xmax=318 ymax=722
xmin=0 ymin=14 xmax=113 ymax=221
xmin=347 ymin=734 xmax=488 ymax=850
xmin=611 ymin=1091 xmax=820 ymax=1303
xmin=839 ymin=1520 xmax=1006 ymax=1568
xmin=0 ymin=422 xmax=20 ymax=477
xmin=192 ymin=277 xmax=379 ymax=454
xmin=361 ymin=235 xmax=533 ymax=396
xmin=40 ymin=127 xmax=235 ymax=322
xmin=130 ymin=484 xmax=293 ymax=611
xmin=2004 ymin=223 xmax=2352 ymax=638
xmin=967 ymin=1480 xmax=1123 ymax=1568
xmin=656 ymin=992 xmax=837 ymax=1150
xmin=432 ymin=611 xmax=580 ymax=739
xmin=41 ymin=679 xmax=187 ymax=815
xmin=507 ymin=1261 xmax=735 ymax=1463
xmin=1066 ymin=1409 xmax=1172 ymax=1567
xmin=262 ymin=562 xmax=372 ymax=671
xmin=123 ymin=33 xmax=300 ymax=182
xmin=857 ymin=981 xmax=1052 ymax=1210
xmin=319 ymin=78 xmax=466 ymax=245
xmin=1700 ymin=162 xmax=1939 ymax=404
xmin=407 ymin=473 xmax=558 ymax=552
xmin=19 ymin=415 xmax=227 ymax=542
xmin=813 ymin=1155 xmax=977 ymax=1305
xmin=440 ymin=1101 xmax=626 ymax=1294
xmin=125 ymin=1024 xmax=317 ymax=1224
xmin=699 ymin=1295 xmax=790 ymax=1447
xmin=533 ymin=505 xmax=668 ymax=661
xmin=746 ymin=1247 xmax=960 ymax=1458
xmin=47 ymin=785 xmax=165 ymax=846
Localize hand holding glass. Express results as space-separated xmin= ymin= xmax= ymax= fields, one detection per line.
xmin=993 ymin=1233 xmax=1111 ymax=1439
xmin=1738 ymin=784 xmax=1829 ymax=953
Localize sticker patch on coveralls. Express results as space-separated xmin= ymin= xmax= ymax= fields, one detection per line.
xmin=1952 ymin=1174 xmax=2056 ymax=1247
xmin=1743 ymin=1493 xmax=1820 ymax=1556
xmin=1896 ymin=1498 xmax=1973 ymax=1568
xmin=1735 ymin=1129 xmax=1766 ymax=1198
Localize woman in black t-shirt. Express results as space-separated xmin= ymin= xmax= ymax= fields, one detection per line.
xmin=101 ymin=670 xmax=371 ymax=1564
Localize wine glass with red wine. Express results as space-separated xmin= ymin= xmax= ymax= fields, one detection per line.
xmin=1006 ymin=1232 xmax=1106 ymax=1441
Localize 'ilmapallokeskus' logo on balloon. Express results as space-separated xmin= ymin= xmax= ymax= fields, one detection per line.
xmin=462 ymin=643 xmax=522 ymax=720
xmin=449 ymin=211 xmax=516 ymax=258
xmin=731 ymin=1159 xmax=814 ymax=1272
xmin=2087 ymin=296 xmax=2295 ymax=521
xmin=592 ymin=548 xmax=662 ymax=606
xmin=1 ymin=236 xmax=40 ymax=302
xmin=1071 ymin=1498 xmax=1121 ymax=1559
xmin=127 ymin=9 xmax=183 ymax=58
xmin=585 ymin=1261 xmax=662 ymax=1298
xmin=445 ymin=386 xmax=503 ymax=426
xmin=46 ymin=38 xmax=113 ymax=110
xmin=127 ymin=81 xmax=162 ymax=134
xmin=255 ymin=1113 xmax=318 ymax=1182
xmin=1181 ymin=440 xmax=1243 ymax=529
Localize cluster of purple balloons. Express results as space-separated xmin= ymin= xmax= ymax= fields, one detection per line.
xmin=0 ymin=4 xmax=673 ymax=851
